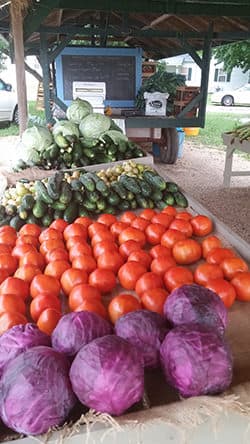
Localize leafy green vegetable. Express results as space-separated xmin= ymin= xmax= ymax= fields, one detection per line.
xmin=79 ymin=113 xmax=111 ymax=139
xmin=66 ymin=98 xmax=93 ymax=124
xmin=22 ymin=126 xmax=53 ymax=152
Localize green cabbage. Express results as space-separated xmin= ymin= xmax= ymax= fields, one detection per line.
xmin=66 ymin=99 xmax=93 ymax=124
xmin=22 ymin=126 xmax=53 ymax=151
xmin=79 ymin=113 xmax=111 ymax=139
xmin=102 ymin=130 xmax=128 ymax=145
xmin=52 ymin=120 xmax=80 ymax=139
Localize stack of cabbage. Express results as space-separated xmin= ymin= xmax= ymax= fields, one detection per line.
xmin=16 ymin=99 xmax=144 ymax=171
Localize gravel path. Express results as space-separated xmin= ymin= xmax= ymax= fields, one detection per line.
xmin=0 ymin=135 xmax=249 ymax=244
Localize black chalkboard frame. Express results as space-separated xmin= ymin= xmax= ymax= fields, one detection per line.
xmin=55 ymin=46 xmax=142 ymax=108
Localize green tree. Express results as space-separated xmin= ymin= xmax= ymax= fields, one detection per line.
xmin=157 ymin=60 xmax=166 ymax=73
xmin=214 ymin=41 xmax=250 ymax=73
xmin=0 ymin=38 xmax=7 ymax=72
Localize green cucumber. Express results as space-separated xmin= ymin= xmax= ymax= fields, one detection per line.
xmin=80 ymin=173 xmax=96 ymax=192
xmin=83 ymin=200 xmax=97 ymax=211
xmin=107 ymin=191 xmax=120 ymax=207
xmin=151 ymin=190 xmax=163 ymax=202
xmin=165 ymin=182 xmax=179 ymax=193
xmin=119 ymin=175 xmax=141 ymax=194
xmin=143 ymin=171 xmax=166 ymax=191
xmin=163 ymin=192 xmax=175 ymax=206
xmin=136 ymin=195 xmax=149 ymax=209
xmin=42 ymin=214 xmax=54 ymax=227
xmin=9 ymin=215 xmax=24 ymax=231
xmin=173 ymin=191 xmax=188 ymax=208
xmin=156 ymin=200 xmax=167 ymax=210
xmin=96 ymin=198 xmax=106 ymax=212
xmin=78 ymin=205 xmax=90 ymax=217
xmin=70 ymin=179 xmax=82 ymax=191
xmin=35 ymin=181 xmax=54 ymax=205
xmin=138 ymin=179 xmax=152 ymax=197
xmin=118 ymin=200 xmax=131 ymax=211
xmin=32 ymin=200 xmax=47 ymax=219
xmin=59 ymin=182 xmax=73 ymax=205
xmin=73 ymin=190 xmax=84 ymax=203
xmin=111 ymin=182 xmax=128 ymax=200
xmin=51 ymin=201 xmax=67 ymax=211
xmin=21 ymin=194 xmax=35 ymax=211
xmin=63 ymin=202 xmax=78 ymax=223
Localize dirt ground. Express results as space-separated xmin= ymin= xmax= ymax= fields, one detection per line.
xmin=0 ymin=135 xmax=249 ymax=244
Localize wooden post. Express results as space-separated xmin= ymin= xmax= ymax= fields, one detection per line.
xmin=10 ymin=2 xmax=28 ymax=136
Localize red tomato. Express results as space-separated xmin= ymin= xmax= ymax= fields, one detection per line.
xmin=120 ymin=211 xmax=137 ymax=224
xmin=150 ymin=256 xmax=176 ymax=276
xmin=12 ymin=243 xmax=36 ymax=259
xmin=69 ymin=242 xmax=93 ymax=261
xmin=16 ymin=235 xmax=39 ymax=249
xmin=88 ymin=222 xmax=109 ymax=239
xmin=161 ymin=229 xmax=186 ymax=249
xmin=172 ymin=239 xmax=202 ymax=265
xmin=141 ymin=288 xmax=169 ymax=315
xmin=66 ymin=236 xmax=89 ymax=250
xmin=194 ymin=263 xmax=224 ymax=286
xmin=128 ymin=250 xmax=152 ymax=269
xmin=44 ymin=260 xmax=71 ymax=280
xmin=149 ymin=244 xmax=172 ymax=259
xmin=39 ymin=227 xmax=63 ymax=244
xmin=97 ymin=251 xmax=124 ymax=274
xmin=45 ymin=248 xmax=69 ymax=264
xmin=169 ymin=219 xmax=193 ymax=238
xmin=14 ymin=265 xmax=42 ymax=283
xmin=118 ymin=227 xmax=146 ymax=247
xmin=63 ymin=223 xmax=87 ymax=242
xmin=49 ymin=218 xmax=69 ymax=233
xmin=0 ymin=231 xmax=16 ymax=247
xmin=19 ymin=251 xmax=45 ymax=270
xmin=60 ymin=268 xmax=88 ymax=295
xmin=119 ymin=240 xmax=141 ymax=258
xmin=97 ymin=213 xmax=117 ymax=227
xmin=37 ymin=308 xmax=61 ymax=335
xmin=164 ymin=266 xmax=194 ymax=292
xmin=0 ymin=293 xmax=26 ymax=315
xmin=72 ymin=255 xmax=97 ymax=274
xmin=74 ymin=216 xmax=93 ymax=228
xmin=110 ymin=221 xmax=129 ymax=239
xmin=0 ymin=244 xmax=12 ymax=255
xmin=220 ymin=257 xmax=248 ymax=280
xmin=19 ymin=223 xmax=42 ymax=238
xmin=205 ymin=278 xmax=236 ymax=308
xmin=206 ymin=248 xmax=235 ymax=265
xmin=88 ymin=269 xmax=117 ymax=293
xmin=175 ymin=211 xmax=193 ymax=221
xmin=0 ymin=226 xmax=16 ymax=236
xmin=0 ymin=254 xmax=18 ymax=275
xmin=118 ymin=261 xmax=147 ymax=290
xmin=231 ymin=272 xmax=250 ymax=302
xmin=135 ymin=272 xmax=164 ymax=297
xmin=93 ymin=240 xmax=118 ymax=258
xmin=0 ymin=276 xmax=29 ymax=301
xmin=108 ymin=294 xmax=141 ymax=324
xmin=40 ymin=239 xmax=65 ymax=257
xmin=30 ymin=274 xmax=61 ymax=299
xmin=151 ymin=213 xmax=173 ymax=228
xmin=0 ymin=311 xmax=27 ymax=335
xmin=75 ymin=300 xmax=108 ymax=319
xmin=130 ymin=217 xmax=150 ymax=232
xmin=69 ymin=283 xmax=101 ymax=311
xmin=0 ymin=270 xmax=10 ymax=284
xmin=145 ymin=223 xmax=166 ymax=245
xmin=191 ymin=215 xmax=213 ymax=237
xmin=30 ymin=294 xmax=61 ymax=322
xmin=201 ymin=235 xmax=222 ymax=259
xmin=161 ymin=206 xmax=177 ymax=217
xmin=139 ymin=208 xmax=157 ymax=221
xmin=91 ymin=231 xmax=115 ymax=247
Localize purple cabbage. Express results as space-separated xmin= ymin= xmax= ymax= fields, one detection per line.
xmin=0 ymin=346 xmax=76 ymax=435
xmin=115 ymin=309 xmax=168 ymax=368
xmin=0 ymin=323 xmax=51 ymax=378
xmin=160 ymin=324 xmax=233 ymax=397
xmin=70 ymin=335 xmax=144 ymax=416
xmin=163 ymin=284 xmax=227 ymax=336
xmin=51 ymin=311 xmax=113 ymax=357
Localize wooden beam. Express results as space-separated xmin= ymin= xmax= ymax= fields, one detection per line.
xmin=23 ymin=0 xmax=59 ymax=41
xmin=10 ymin=2 xmax=28 ymax=135
xmin=40 ymin=35 xmax=53 ymax=123
xmin=222 ymin=16 xmax=249 ymax=31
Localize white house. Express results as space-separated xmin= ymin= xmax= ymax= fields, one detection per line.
xmin=164 ymin=54 xmax=250 ymax=93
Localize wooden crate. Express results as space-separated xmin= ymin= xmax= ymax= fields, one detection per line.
xmin=142 ymin=61 xmax=157 ymax=79
xmin=175 ymin=86 xmax=200 ymax=102
xmin=173 ymin=100 xmax=198 ymax=117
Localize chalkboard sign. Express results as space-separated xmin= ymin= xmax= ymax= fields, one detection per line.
xmin=55 ymin=47 xmax=142 ymax=108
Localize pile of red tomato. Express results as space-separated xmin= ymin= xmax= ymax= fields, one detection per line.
xmin=0 ymin=205 xmax=249 ymax=336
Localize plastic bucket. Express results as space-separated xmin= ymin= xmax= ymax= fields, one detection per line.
xmin=152 ymin=128 xmax=185 ymax=159
xmin=184 ymin=127 xmax=200 ymax=136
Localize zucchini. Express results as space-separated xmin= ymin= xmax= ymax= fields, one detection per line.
xmin=143 ymin=171 xmax=166 ymax=191
xmin=165 ymin=182 xmax=179 ymax=193
xmin=173 ymin=191 xmax=188 ymax=208
xmin=63 ymin=202 xmax=79 ymax=223
xmin=119 ymin=175 xmax=141 ymax=194
xmin=107 ymin=191 xmax=120 ymax=207
xmin=80 ymin=173 xmax=96 ymax=192
xmin=163 ymin=192 xmax=175 ymax=206
xmin=59 ymin=182 xmax=73 ymax=205
xmin=111 ymin=182 xmax=128 ymax=200
xmin=35 ymin=181 xmax=54 ymax=205
xmin=21 ymin=194 xmax=35 ymax=211
xmin=32 ymin=200 xmax=47 ymax=219
xmin=9 ymin=215 xmax=24 ymax=231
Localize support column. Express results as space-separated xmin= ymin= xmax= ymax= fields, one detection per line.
xmin=10 ymin=2 xmax=28 ymax=136
xmin=40 ymin=35 xmax=52 ymax=123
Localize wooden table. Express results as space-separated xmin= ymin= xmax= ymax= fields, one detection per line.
xmin=222 ymin=133 xmax=250 ymax=187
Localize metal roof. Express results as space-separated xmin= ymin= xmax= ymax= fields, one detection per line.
xmin=1 ymin=1 xmax=250 ymax=59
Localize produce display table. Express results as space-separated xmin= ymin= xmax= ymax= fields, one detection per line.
xmin=222 ymin=133 xmax=250 ymax=187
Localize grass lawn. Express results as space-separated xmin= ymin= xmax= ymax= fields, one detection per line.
xmin=0 ymin=101 xmax=45 ymax=137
